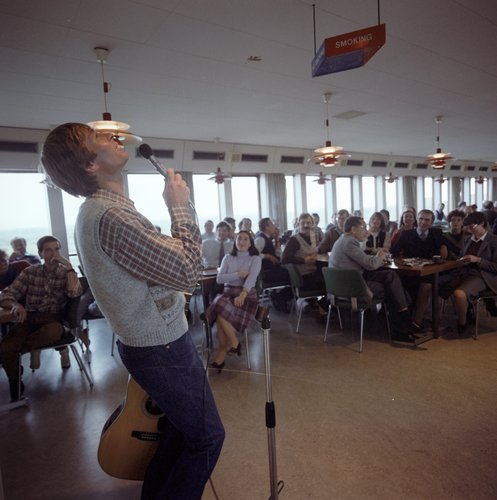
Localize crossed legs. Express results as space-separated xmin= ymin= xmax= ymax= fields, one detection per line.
xmin=213 ymin=316 xmax=239 ymax=365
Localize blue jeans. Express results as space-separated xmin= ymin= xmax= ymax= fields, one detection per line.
xmin=118 ymin=332 xmax=225 ymax=500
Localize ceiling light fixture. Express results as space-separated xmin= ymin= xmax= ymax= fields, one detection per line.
xmin=426 ymin=115 xmax=452 ymax=169
xmin=208 ymin=167 xmax=232 ymax=184
xmin=309 ymin=92 xmax=347 ymax=167
xmin=87 ymin=47 xmax=142 ymax=145
xmin=434 ymin=173 xmax=447 ymax=184
xmin=384 ymin=172 xmax=398 ymax=183
xmin=311 ymin=172 xmax=331 ymax=184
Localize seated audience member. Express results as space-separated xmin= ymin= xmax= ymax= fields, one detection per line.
xmin=311 ymin=213 xmax=324 ymax=245
xmin=380 ymin=209 xmax=398 ymax=234
xmin=255 ymin=218 xmax=291 ymax=311
xmin=325 ymin=212 xmax=338 ymax=232
xmin=390 ymin=210 xmax=416 ymax=246
xmin=328 ymin=216 xmax=415 ymax=342
xmin=0 ymin=236 xmax=82 ymax=401
xmin=390 ymin=209 xmax=447 ymax=333
xmin=434 ymin=203 xmax=446 ymax=223
xmin=255 ymin=218 xmax=289 ymax=284
xmin=281 ymin=213 xmax=325 ymax=291
xmin=207 ymin=231 xmax=261 ymax=371
xmin=224 ymin=216 xmax=236 ymax=240
xmin=443 ymin=210 xmax=466 ymax=260
xmin=201 ymin=221 xmax=233 ymax=268
xmin=0 ymin=249 xmax=30 ymax=291
xmin=9 ymin=237 xmax=41 ymax=265
xmin=238 ymin=218 xmax=255 ymax=238
xmin=484 ymin=200 xmax=497 ymax=223
xmin=318 ymin=209 xmax=349 ymax=253
xmin=366 ymin=212 xmax=391 ymax=254
xmin=201 ymin=220 xmax=216 ymax=241
xmin=443 ymin=212 xmax=497 ymax=336
xmin=391 ymin=209 xmax=448 ymax=260
xmin=353 ymin=209 xmax=362 ymax=217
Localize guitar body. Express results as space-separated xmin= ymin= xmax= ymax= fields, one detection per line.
xmin=98 ymin=376 xmax=164 ymax=480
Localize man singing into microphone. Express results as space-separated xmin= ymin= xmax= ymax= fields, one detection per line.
xmin=41 ymin=124 xmax=224 ymax=500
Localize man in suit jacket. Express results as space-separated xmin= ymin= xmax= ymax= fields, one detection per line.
xmin=390 ymin=209 xmax=448 ymax=260
xmin=450 ymin=212 xmax=497 ymax=336
xmin=328 ymin=216 xmax=415 ymax=342
xmin=390 ymin=209 xmax=448 ymax=333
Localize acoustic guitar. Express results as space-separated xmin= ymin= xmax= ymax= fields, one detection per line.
xmin=97 ymin=376 xmax=164 ymax=480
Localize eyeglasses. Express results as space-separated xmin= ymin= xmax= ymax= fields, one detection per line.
xmin=96 ymin=131 xmax=120 ymax=142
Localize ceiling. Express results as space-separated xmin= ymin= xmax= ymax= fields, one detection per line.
xmin=1 ymin=0 xmax=497 ymax=162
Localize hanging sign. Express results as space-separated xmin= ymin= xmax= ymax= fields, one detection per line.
xmin=312 ymin=24 xmax=386 ymax=77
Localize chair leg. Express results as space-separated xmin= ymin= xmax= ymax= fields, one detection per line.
xmin=324 ymin=305 xmax=332 ymax=342
xmin=474 ymin=300 xmax=480 ymax=340
xmin=69 ymin=345 xmax=94 ymax=387
xmin=382 ymin=303 xmax=391 ymax=342
xmin=244 ymin=329 xmax=251 ymax=370
xmin=336 ymin=307 xmax=343 ymax=329
xmin=296 ymin=301 xmax=304 ymax=333
xmin=359 ymin=310 xmax=365 ymax=353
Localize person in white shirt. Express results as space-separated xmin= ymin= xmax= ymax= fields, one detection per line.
xmin=201 ymin=220 xmax=216 ymax=241
xmin=201 ymin=221 xmax=233 ymax=268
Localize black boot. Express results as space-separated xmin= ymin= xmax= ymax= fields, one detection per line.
xmin=8 ymin=378 xmax=24 ymax=402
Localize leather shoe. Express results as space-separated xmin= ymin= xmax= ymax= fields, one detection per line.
xmin=392 ymin=332 xmax=416 ymax=343
xmin=408 ymin=321 xmax=430 ymax=335
xmin=210 ymin=361 xmax=225 ymax=373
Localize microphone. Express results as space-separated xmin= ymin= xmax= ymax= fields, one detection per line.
xmin=138 ymin=143 xmax=168 ymax=179
xmin=139 ymin=143 xmax=197 ymax=217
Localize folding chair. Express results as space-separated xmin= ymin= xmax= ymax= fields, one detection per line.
xmin=322 ymin=267 xmax=390 ymax=353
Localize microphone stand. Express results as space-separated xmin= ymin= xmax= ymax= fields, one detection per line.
xmin=258 ymin=298 xmax=284 ymax=499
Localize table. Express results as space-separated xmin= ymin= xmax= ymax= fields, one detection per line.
xmin=316 ymin=253 xmax=330 ymax=263
xmin=387 ymin=259 xmax=463 ymax=339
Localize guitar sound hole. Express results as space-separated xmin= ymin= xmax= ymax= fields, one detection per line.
xmin=144 ymin=397 xmax=164 ymax=417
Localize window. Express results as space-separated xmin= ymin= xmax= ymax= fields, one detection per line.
xmin=424 ymin=177 xmax=433 ymax=210
xmin=305 ymin=176 xmax=326 ymax=226
xmin=231 ymin=176 xmax=259 ymax=228
xmin=384 ymin=180 xmax=398 ymax=222
xmin=127 ymin=173 xmax=172 ymax=234
xmin=0 ymin=173 xmax=51 ymax=253
xmin=361 ymin=176 xmax=376 ymax=220
xmin=285 ymin=175 xmax=295 ymax=230
xmin=335 ymin=177 xmax=352 ymax=213
xmin=192 ymin=174 xmax=221 ymax=228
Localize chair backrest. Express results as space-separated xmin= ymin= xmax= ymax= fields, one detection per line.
xmin=63 ymin=295 xmax=82 ymax=330
xmin=284 ymin=263 xmax=303 ymax=289
xmin=322 ymin=267 xmax=370 ymax=302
